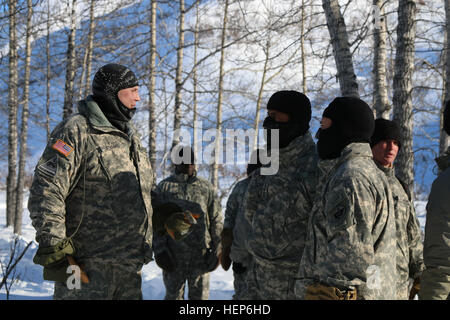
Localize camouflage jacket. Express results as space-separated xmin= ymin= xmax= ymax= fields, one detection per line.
xmin=376 ymin=162 xmax=424 ymax=299
xmin=244 ymin=133 xmax=318 ymax=270
xmin=297 ymin=143 xmax=397 ymax=300
xmin=224 ymin=176 xmax=252 ymax=266
xmin=28 ymin=96 xmax=153 ymax=267
xmin=419 ymin=147 xmax=450 ymax=300
xmin=152 ymin=172 xmax=223 ymax=270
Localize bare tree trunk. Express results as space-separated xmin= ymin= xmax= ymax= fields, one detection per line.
xmin=393 ymin=0 xmax=417 ymax=200
xmin=373 ymin=0 xmax=390 ymax=119
xmin=14 ymin=0 xmax=33 ymax=235
xmin=83 ymin=0 xmax=95 ymax=97
xmin=46 ymin=0 xmax=51 ymax=140
xmin=193 ymin=2 xmax=200 ymax=159
xmin=172 ymin=0 xmax=185 ymax=149
xmin=441 ymin=0 xmax=450 ymax=155
xmin=63 ymin=0 xmax=77 ymax=119
xmin=148 ymin=0 xmax=157 ymax=173
xmin=212 ymin=0 xmax=230 ymax=190
xmin=300 ymin=0 xmax=307 ymax=94
xmin=253 ymin=37 xmax=270 ymax=151
xmin=7 ymin=0 xmax=18 ymax=228
xmin=322 ymin=0 xmax=359 ymax=97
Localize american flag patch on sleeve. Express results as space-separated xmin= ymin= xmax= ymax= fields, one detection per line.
xmin=52 ymin=139 xmax=74 ymax=157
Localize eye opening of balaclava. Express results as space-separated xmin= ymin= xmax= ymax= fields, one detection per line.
xmin=316 ymin=96 xmax=375 ymax=160
xmin=263 ymin=90 xmax=312 ymax=149
xmin=91 ymin=63 xmax=139 ymax=132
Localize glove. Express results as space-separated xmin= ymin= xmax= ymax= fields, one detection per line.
xmin=305 ymin=283 xmax=357 ymax=300
xmin=409 ymin=277 xmax=420 ymax=300
xmin=204 ymin=248 xmax=220 ymax=272
xmin=221 ymin=245 xmax=232 ymax=271
xmin=220 ymin=228 xmax=233 ymax=249
xmin=155 ymin=249 xmax=177 ymax=272
xmin=33 ymin=238 xmax=76 ymax=282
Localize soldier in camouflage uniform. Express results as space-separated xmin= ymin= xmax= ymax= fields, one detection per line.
xmin=419 ymin=101 xmax=450 ymax=300
xmin=243 ymin=91 xmax=318 ymax=300
xmin=221 ymin=149 xmax=262 ymax=300
xmin=296 ymin=97 xmax=397 ymax=300
xmin=28 ymin=64 xmax=154 ymax=300
xmin=370 ymin=119 xmax=424 ymax=300
xmin=153 ymin=146 xmax=223 ymax=300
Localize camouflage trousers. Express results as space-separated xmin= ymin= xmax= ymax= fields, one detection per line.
xmin=246 ymin=260 xmax=298 ymax=300
xmin=163 ymin=268 xmax=210 ymax=300
xmin=53 ymin=259 xmax=143 ymax=300
xmin=232 ymin=261 xmax=250 ymax=300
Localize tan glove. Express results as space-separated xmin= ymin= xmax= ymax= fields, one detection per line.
xmin=409 ymin=277 xmax=420 ymax=300
xmin=305 ymin=283 xmax=357 ymax=300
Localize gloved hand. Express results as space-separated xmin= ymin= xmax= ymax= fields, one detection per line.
xmin=33 ymin=238 xmax=76 ymax=282
xmin=220 ymin=228 xmax=233 ymax=271
xmin=409 ymin=277 xmax=420 ymax=300
xmin=155 ymin=249 xmax=177 ymax=272
xmin=204 ymin=248 xmax=221 ymax=272
xmin=305 ymin=283 xmax=357 ymax=300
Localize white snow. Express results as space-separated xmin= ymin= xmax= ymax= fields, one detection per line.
xmin=0 ymin=190 xmax=234 ymax=300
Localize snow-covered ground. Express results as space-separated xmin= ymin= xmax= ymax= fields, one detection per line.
xmin=0 ymin=191 xmax=234 ymax=300
xmin=0 ymin=190 xmax=427 ymax=300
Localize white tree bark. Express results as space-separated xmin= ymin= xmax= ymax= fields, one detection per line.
xmin=322 ymin=0 xmax=359 ymax=97
xmin=212 ymin=0 xmax=230 ymax=190
xmin=148 ymin=0 xmax=157 ymax=173
xmin=7 ymin=0 xmax=18 ymax=227
xmin=373 ymin=0 xmax=391 ymax=119
xmin=393 ymin=0 xmax=417 ymax=199
xmin=15 ymin=0 xmax=33 ymax=235
xmin=63 ymin=0 xmax=77 ymax=119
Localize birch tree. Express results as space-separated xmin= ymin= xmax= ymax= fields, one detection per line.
xmin=172 ymin=0 xmax=185 ymax=149
xmin=373 ymin=0 xmax=390 ymax=119
xmin=322 ymin=0 xmax=359 ymax=97
xmin=63 ymin=0 xmax=77 ymax=119
xmin=392 ymin=0 xmax=417 ymax=198
xmin=14 ymin=0 xmax=33 ymax=235
xmin=211 ymin=0 xmax=230 ymax=190
xmin=148 ymin=0 xmax=157 ymax=172
xmin=441 ymin=0 xmax=450 ymax=155
xmin=7 ymin=0 xmax=18 ymax=227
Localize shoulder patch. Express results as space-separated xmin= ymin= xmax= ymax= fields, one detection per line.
xmin=37 ymin=156 xmax=58 ymax=179
xmin=52 ymin=139 xmax=74 ymax=157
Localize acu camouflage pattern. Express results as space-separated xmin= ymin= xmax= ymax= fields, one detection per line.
xmin=419 ymin=147 xmax=450 ymax=300
xmin=376 ymin=162 xmax=424 ymax=300
xmin=297 ymin=143 xmax=397 ymax=300
xmin=28 ymin=96 xmax=154 ymax=299
xmin=243 ymin=133 xmax=318 ymax=300
xmin=224 ymin=176 xmax=252 ymax=299
xmin=152 ymin=172 xmax=223 ymax=300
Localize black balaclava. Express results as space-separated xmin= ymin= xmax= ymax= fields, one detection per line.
xmin=317 ymin=97 xmax=375 ymax=160
xmin=174 ymin=146 xmax=196 ymax=175
xmin=247 ymin=148 xmax=263 ymax=175
xmin=444 ymin=100 xmax=450 ymax=135
xmin=263 ymin=90 xmax=311 ymax=149
xmin=370 ymin=118 xmax=402 ymax=149
xmin=92 ymin=63 xmax=139 ymax=132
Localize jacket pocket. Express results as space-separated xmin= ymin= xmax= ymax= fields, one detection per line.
xmin=324 ymin=188 xmax=355 ymax=241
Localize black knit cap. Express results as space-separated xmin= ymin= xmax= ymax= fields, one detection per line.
xmin=267 ymin=90 xmax=311 ymax=124
xmin=370 ymin=118 xmax=402 ymax=148
xmin=323 ymin=96 xmax=375 ymax=143
xmin=444 ymin=100 xmax=450 ymax=135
